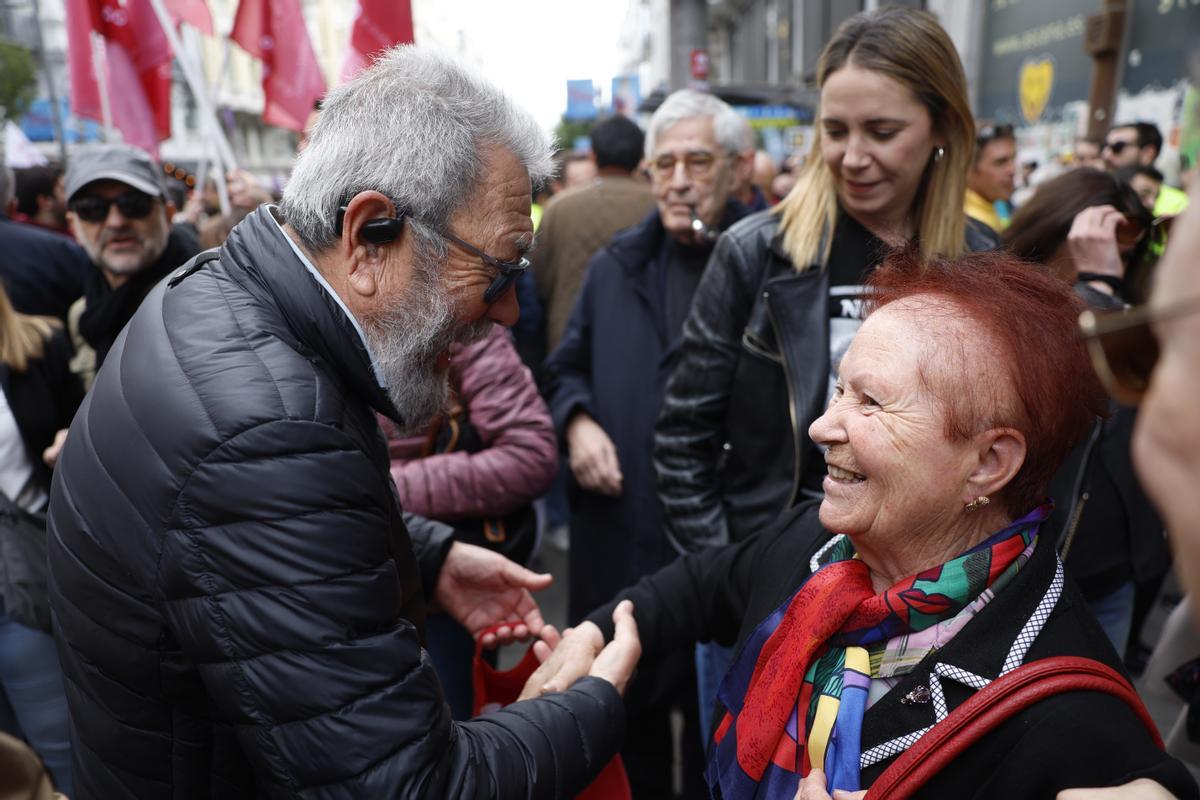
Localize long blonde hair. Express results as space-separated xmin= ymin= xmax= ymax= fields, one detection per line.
xmin=0 ymin=284 xmax=58 ymax=372
xmin=777 ymin=7 xmax=974 ymax=271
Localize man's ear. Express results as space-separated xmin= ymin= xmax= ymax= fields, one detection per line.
xmin=340 ymin=191 xmax=402 ymax=300
xmin=964 ymin=427 xmax=1027 ymax=502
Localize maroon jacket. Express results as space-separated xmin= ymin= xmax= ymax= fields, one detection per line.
xmin=383 ymin=324 xmax=557 ymax=520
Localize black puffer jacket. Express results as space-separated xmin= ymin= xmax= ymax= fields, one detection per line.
xmin=47 ymin=206 xmax=623 ymax=799
xmin=654 ymin=209 xmax=1000 ymax=553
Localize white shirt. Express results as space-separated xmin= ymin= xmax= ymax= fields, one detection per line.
xmin=0 ymin=385 xmax=46 ymax=513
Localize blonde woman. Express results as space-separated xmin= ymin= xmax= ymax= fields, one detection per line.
xmin=652 ymin=7 xmax=1001 ymax=731
xmin=0 ymin=282 xmax=82 ymax=796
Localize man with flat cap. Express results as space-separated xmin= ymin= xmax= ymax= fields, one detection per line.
xmin=64 ymin=144 xmax=199 ymax=388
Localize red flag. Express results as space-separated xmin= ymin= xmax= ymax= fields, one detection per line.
xmin=339 ymin=0 xmax=413 ymax=84
xmin=163 ymin=0 xmax=213 ymax=35
xmin=230 ymin=0 xmax=327 ymax=132
xmin=65 ymin=0 xmax=172 ymax=156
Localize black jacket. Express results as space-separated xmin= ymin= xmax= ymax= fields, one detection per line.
xmin=1 ymin=328 xmax=83 ymax=498
xmin=0 ymin=214 xmax=91 ymax=324
xmin=47 ymin=207 xmax=623 ymax=799
xmin=542 ymin=204 xmax=746 ymax=623
xmin=588 ymin=502 xmax=1198 ymax=798
xmin=654 ymin=210 xmax=1001 ymax=553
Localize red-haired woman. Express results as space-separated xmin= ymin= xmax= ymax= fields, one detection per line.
xmin=528 ymin=250 xmax=1196 ymax=798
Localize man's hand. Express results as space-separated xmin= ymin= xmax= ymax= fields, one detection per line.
xmin=1058 ymin=780 xmax=1178 ymax=800
xmin=793 ymin=768 xmax=866 ymax=800
xmin=226 ymin=169 xmax=272 ymax=211
xmin=432 ymin=541 xmax=554 ymax=648
xmin=566 ymin=413 xmax=623 ymax=496
xmin=1067 ymin=204 xmax=1128 ymax=284
xmin=518 ymin=600 xmax=641 ymax=700
xmin=42 ymin=428 xmax=68 ymax=468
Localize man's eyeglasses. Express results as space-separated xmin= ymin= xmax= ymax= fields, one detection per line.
xmin=1078 ymin=296 xmax=1200 ymax=405
xmin=69 ymin=191 xmax=156 ymax=223
xmin=1103 ymin=140 xmax=1135 ymax=156
xmin=650 ymin=151 xmax=724 ymax=179
xmin=334 ymin=205 xmax=528 ymax=305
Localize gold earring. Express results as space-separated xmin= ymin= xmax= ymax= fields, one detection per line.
xmin=965 ymin=496 xmax=990 ymax=512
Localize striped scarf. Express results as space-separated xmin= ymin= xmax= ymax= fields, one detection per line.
xmin=706 ymin=505 xmax=1049 ymax=799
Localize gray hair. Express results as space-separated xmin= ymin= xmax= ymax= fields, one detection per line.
xmin=644 ymin=89 xmax=744 ymax=159
xmin=281 ymin=46 xmax=554 ymax=254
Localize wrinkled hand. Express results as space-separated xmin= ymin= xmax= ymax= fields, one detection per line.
xmin=566 ymin=413 xmax=623 ymax=496
xmin=793 ymin=769 xmax=866 ymax=800
xmin=518 ymin=600 xmax=641 ymax=700
xmin=1067 ymin=204 xmax=1127 ymax=282
xmin=433 ymin=541 xmax=554 ymax=648
xmin=1058 ymin=779 xmax=1178 ymax=800
xmin=42 ymin=428 xmax=68 ymax=468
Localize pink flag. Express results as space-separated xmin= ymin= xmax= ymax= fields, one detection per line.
xmin=65 ymin=0 xmax=173 ymax=157
xmin=163 ymin=0 xmax=213 ymax=35
xmin=231 ymin=0 xmax=327 ymax=132
xmin=340 ymin=0 xmax=414 ymax=84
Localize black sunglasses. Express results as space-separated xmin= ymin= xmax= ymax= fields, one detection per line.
xmin=334 ymin=205 xmax=528 ymax=305
xmin=1078 ymin=295 xmax=1200 ymax=406
xmin=1103 ymin=140 xmax=1134 ymax=155
xmin=69 ymin=191 xmax=156 ymax=223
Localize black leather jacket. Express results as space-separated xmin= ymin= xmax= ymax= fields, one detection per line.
xmin=653 ymin=209 xmax=1000 ymax=553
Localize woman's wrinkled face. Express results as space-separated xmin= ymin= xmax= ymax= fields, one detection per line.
xmin=808 ymin=300 xmax=978 ymax=547
xmin=819 ymin=64 xmax=939 ymax=234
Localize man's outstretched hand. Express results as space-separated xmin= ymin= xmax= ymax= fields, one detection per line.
xmin=433 ymin=541 xmax=557 ymax=648
xmin=517 ymin=600 xmax=641 ymax=700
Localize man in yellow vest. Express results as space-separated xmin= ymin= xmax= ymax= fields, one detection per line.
xmin=964 ymin=122 xmax=1016 ymax=233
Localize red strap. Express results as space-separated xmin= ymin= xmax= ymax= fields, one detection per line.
xmin=867 ymin=656 xmax=1161 ymax=800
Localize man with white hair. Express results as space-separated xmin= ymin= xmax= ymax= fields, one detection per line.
xmin=543 ymin=88 xmax=750 ymax=797
xmin=47 ymin=47 xmax=637 ymax=798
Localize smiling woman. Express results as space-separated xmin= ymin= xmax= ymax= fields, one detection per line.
xmin=553 ymin=249 xmax=1200 ymax=799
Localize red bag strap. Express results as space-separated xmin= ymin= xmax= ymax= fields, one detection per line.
xmin=867 ymin=656 xmax=1162 ymax=800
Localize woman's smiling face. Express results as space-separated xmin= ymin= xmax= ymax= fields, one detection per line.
xmin=819 ymin=63 xmax=940 ymax=236
xmin=807 ymin=298 xmax=981 ymax=550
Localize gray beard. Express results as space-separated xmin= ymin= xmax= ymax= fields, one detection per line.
xmin=362 ymin=272 xmax=492 ymax=435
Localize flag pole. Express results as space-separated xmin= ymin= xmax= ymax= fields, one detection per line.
xmin=146 ymin=0 xmax=238 ymax=174
xmin=182 ymin=25 xmax=231 ymax=216
xmin=89 ymin=31 xmax=115 ymax=141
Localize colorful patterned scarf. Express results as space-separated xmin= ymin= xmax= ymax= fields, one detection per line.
xmin=706 ymin=505 xmax=1049 ymax=799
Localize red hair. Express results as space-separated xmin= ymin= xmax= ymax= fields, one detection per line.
xmin=866 ymin=248 xmax=1106 ymax=517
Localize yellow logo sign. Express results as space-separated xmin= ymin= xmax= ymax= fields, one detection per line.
xmin=1019 ymin=57 xmax=1055 ymax=124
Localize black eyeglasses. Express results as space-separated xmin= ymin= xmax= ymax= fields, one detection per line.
xmin=334 ymin=205 xmax=528 ymax=305
xmin=1078 ymin=295 xmax=1200 ymax=406
xmin=1103 ymin=140 xmax=1134 ymax=155
xmin=69 ymin=191 xmax=156 ymax=223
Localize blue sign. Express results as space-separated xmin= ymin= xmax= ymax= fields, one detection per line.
xmin=611 ymin=74 xmax=641 ymax=115
xmin=20 ymin=98 xmax=102 ymax=143
xmin=565 ymin=79 xmax=597 ymax=121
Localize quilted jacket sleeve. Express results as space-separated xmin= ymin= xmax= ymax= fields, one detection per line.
xmin=389 ymin=327 xmax=558 ymax=519
xmin=653 ymin=231 xmax=760 ymax=554
xmin=158 ymin=418 xmax=622 ymax=798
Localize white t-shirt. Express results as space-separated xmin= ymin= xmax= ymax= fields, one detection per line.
xmin=0 ymin=385 xmax=46 ymax=513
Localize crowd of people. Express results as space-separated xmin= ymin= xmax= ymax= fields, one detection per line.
xmin=0 ymin=6 xmax=1198 ymax=799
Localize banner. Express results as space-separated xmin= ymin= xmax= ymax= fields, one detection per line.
xmin=565 ymin=79 xmax=596 ymax=121
xmin=340 ymin=0 xmax=414 ymax=84
xmin=163 ymin=0 xmax=213 ymax=35
xmin=231 ymin=0 xmax=327 ymax=131
xmin=65 ymin=0 xmax=172 ymax=156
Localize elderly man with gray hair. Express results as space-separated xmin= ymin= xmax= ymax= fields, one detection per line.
xmin=542 ymin=88 xmax=750 ymax=797
xmin=47 ymin=47 xmax=638 ymax=799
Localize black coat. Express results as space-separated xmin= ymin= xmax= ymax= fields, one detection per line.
xmin=47 ymin=207 xmax=623 ymax=799
xmin=542 ymin=206 xmax=746 ymax=623
xmin=0 ymin=327 xmax=83 ymax=497
xmin=588 ymin=503 xmax=1198 ymax=798
xmin=0 ymin=214 xmax=91 ymax=324
xmin=653 ymin=211 xmax=1001 ymax=553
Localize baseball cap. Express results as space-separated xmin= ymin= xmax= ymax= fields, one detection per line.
xmin=65 ymin=144 xmax=166 ymax=201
